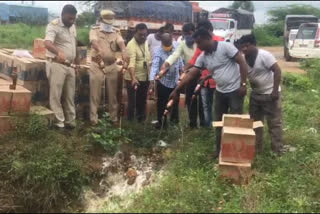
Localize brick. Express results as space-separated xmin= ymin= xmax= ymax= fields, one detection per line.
xmin=33 ymin=38 xmax=46 ymax=59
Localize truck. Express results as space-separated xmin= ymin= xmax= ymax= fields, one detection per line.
xmin=94 ymin=1 xmax=193 ymax=35
xmin=209 ymin=7 xmax=255 ymax=43
xmin=283 ymin=15 xmax=318 ymax=61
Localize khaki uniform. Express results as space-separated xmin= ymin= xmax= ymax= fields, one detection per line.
xmin=45 ymin=18 xmax=77 ymax=128
xmin=89 ymin=25 xmax=124 ymax=124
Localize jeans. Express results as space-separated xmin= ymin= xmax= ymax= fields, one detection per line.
xmin=249 ymin=92 xmax=283 ymax=154
xmin=215 ymin=89 xmax=244 ymax=155
xmin=185 ymin=78 xmax=205 ymax=128
xmin=156 ymin=81 xmax=179 ymax=125
xmin=200 ymin=87 xmax=215 ymax=127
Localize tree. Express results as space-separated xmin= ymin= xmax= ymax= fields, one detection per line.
xmin=76 ymin=11 xmax=97 ymax=27
xmin=268 ymin=4 xmax=320 ymax=23
xmin=229 ymin=1 xmax=255 ymax=12
xmin=266 ymin=4 xmax=320 ymax=36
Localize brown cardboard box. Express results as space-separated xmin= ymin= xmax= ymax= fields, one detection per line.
xmin=213 ymin=114 xmax=263 ymax=163
xmin=0 ymin=85 xmax=32 ymax=115
xmin=0 ymin=88 xmax=12 ymax=116
xmin=33 ymin=38 xmax=46 ymax=59
xmin=218 ymin=153 xmax=252 ymax=185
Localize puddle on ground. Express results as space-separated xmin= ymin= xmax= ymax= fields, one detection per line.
xmin=82 ymin=147 xmax=167 ymax=213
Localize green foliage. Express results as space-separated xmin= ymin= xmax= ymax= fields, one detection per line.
xmin=253 ymin=4 xmax=320 ymax=46
xmin=268 ymin=4 xmax=320 ymax=24
xmin=76 ymin=11 xmax=97 ymax=27
xmin=300 ymin=59 xmax=320 ymax=84
xmin=105 ymin=70 xmax=320 ymax=213
xmin=229 ymin=1 xmax=255 ymax=12
xmin=14 ymin=114 xmax=49 ymax=140
xmin=0 ymin=23 xmax=45 ymax=49
xmin=253 ymin=25 xmax=283 ymax=46
xmin=89 ymin=113 xmax=131 ymax=155
xmin=0 ymin=115 xmax=89 ymax=212
xmin=0 ymin=23 xmax=89 ymax=49
xmin=282 ymin=73 xmax=313 ymax=91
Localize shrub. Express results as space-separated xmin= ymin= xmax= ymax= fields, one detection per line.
xmin=282 ymin=73 xmax=312 ymax=91
xmin=89 ymin=113 xmax=131 ymax=155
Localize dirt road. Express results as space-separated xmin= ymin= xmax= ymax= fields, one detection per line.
xmin=260 ymin=46 xmax=306 ymax=74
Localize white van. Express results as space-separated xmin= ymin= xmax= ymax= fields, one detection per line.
xmin=289 ymin=23 xmax=320 ymax=59
xmin=288 ymin=29 xmax=298 ymax=49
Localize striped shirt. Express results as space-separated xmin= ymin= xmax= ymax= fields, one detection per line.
xmin=150 ymin=45 xmax=184 ymax=88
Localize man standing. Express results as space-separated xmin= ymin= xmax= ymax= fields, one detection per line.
xmin=169 ymin=28 xmax=248 ymax=159
xmin=89 ymin=10 xmax=129 ymax=126
xmin=159 ymin=23 xmax=201 ymax=128
xmin=150 ymin=33 xmax=184 ymax=128
xmin=239 ymin=34 xmax=284 ymax=156
xmin=147 ymin=27 xmax=164 ymax=59
xmin=125 ymin=23 xmax=152 ymax=122
xmin=186 ymin=20 xmax=218 ymax=128
xmin=44 ymin=4 xmax=78 ymax=129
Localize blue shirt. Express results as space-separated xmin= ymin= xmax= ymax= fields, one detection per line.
xmin=150 ymin=45 xmax=184 ymax=88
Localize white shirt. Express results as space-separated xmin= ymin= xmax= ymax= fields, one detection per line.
xmin=247 ymin=49 xmax=281 ymax=94
xmin=195 ymin=42 xmax=240 ymax=93
xmin=147 ymin=33 xmax=162 ymax=59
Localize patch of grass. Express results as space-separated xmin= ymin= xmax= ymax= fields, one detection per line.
xmin=0 ymin=23 xmax=89 ymax=49
xmin=103 ymin=64 xmax=320 ymax=213
xmin=0 ymin=115 xmax=95 ymax=213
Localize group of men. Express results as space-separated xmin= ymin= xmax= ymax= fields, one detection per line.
xmin=44 ymin=5 xmax=284 ymax=159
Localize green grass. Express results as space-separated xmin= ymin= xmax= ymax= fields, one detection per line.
xmin=253 ymin=25 xmax=283 ymax=46
xmin=0 ymin=23 xmax=89 ymax=49
xmin=100 ymin=69 xmax=320 ymax=213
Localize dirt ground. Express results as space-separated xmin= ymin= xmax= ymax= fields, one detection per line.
xmin=260 ymin=46 xmax=306 ymax=74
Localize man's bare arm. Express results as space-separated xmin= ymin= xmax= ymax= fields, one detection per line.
xmin=234 ymin=52 xmax=248 ymax=96
xmin=270 ymin=62 xmax=281 ymax=100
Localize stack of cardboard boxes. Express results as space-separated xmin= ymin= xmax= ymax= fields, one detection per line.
xmin=213 ymin=114 xmax=263 ymax=184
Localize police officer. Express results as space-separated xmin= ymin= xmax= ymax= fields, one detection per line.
xmin=89 ymin=10 xmax=129 ymax=126
xmin=44 ymin=4 xmax=78 ymax=129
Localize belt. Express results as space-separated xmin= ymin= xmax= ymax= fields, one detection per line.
xmin=47 ymin=57 xmax=74 ymax=65
xmin=91 ymin=56 xmax=115 ymax=66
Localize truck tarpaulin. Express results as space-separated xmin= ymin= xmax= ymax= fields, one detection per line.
xmin=95 ymin=1 xmax=192 ymax=24
xmin=211 ymin=8 xmax=255 ymax=29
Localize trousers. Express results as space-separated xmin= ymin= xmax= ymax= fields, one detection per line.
xmin=249 ymin=92 xmax=283 ymax=153
xmin=215 ymin=89 xmax=244 ymax=154
xmin=46 ymin=61 xmax=76 ymax=128
xmin=89 ymin=62 xmax=122 ymax=124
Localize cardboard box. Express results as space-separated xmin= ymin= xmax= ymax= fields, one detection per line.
xmin=33 ymin=38 xmax=46 ymax=59
xmin=0 ymin=85 xmax=32 ymax=115
xmin=218 ymin=153 xmax=252 ymax=185
xmin=213 ymin=114 xmax=263 ymax=163
xmin=0 ymin=88 xmax=12 ymax=115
